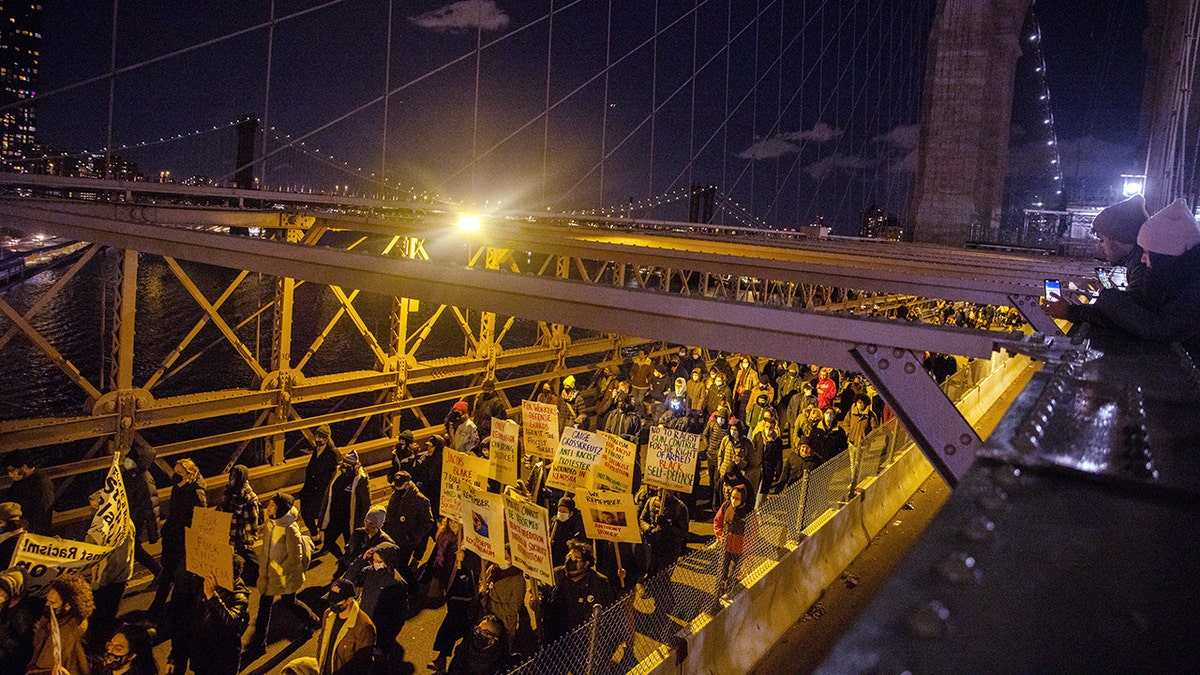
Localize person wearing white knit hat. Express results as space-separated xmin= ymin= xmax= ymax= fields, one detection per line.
xmin=1050 ymin=197 xmax=1200 ymax=346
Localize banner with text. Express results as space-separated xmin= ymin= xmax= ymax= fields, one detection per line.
xmin=578 ymin=490 xmax=643 ymax=544
xmin=544 ymin=427 xmax=605 ymax=493
xmin=521 ymin=400 xmax=559 ymax=459
xmin=489 ymin=418 xmax=520 ymax=487
xmin=460 ymin=486 xmax=507 ymax=566
xmin=85 ymin=454 xmax=132 ymax=549
xmin=644 ymin=426 xmax=702 ymax=493
xmin=586 ymin=432 xmax=636 ymax=493
xmin=186 ymin=508 xmax=235 ymax=589
xmin=503 ymin=493 xmax=554 ymax=585
xmin=440 ymin=450 xmax=490 ymax=523
xmin=10 ymin=532 xmax=114 ymax=597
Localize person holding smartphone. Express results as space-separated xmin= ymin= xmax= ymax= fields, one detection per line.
xmin=1090 ymin=193 xmax=1150 ymax=300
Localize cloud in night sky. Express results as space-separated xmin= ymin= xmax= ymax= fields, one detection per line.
xmin=737 ymin=122 xmax=844 ymax=160
xmin=410 ymin=1 xmax=511 ymax=33
xmin=804 ymin=153 xmax=877 ymax=179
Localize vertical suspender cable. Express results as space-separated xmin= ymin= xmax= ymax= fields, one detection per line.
xmin=262 ymin=0 xmax=276 ymax=188
xmin=600 ymin=0 xmax=613 ymax=206
xmin=688 ymin=0 xmax=698 ymax=195
xmin=382 ymin=0 xmax=393 ymax=184
xmin=471 ymin=9 xmax=483 ymax=199
xmin=648 ymin=0 xmax=660 ymax=204
xmin=542 ymin=0 xmax=555 ymax=206
xmin=105 ymin=0 xmax=119 ymax=179
xmin=722 ymin=0 xmax=732 ymax=225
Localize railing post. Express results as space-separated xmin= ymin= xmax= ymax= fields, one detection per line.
xmin=585 ymin=603 xmax=602 ymax=675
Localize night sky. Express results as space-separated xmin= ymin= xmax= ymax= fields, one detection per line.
xmin=32 ymin=0 xmax=1147 ymax=228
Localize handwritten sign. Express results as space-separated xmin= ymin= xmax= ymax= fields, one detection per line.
xmin=586 ymin=432 xmax=636 ymax=493
xmin=186 ymin=508 xmax=235 ymax=589
xmin=578 ymin=490 xmax=642 ymax=544
xmin=522 ymin=400 xmax=560 ymax=458
xmin=86 ymin=454 xmax=132 ymax=549
xmin=489 ymin=418 xmax=520 ymax=487
xmin=503 ymin=493 xmax=554 ymax=585
xmin=644 ymin=426 xmax=702 ymax=493
xmin=544 ymin=427 xmax=605 ymax=492
xmin=10 ymin=532 xmax=114 ymax=597
xmin=460 ymin=486 xmax=507 ymax=566
xmin=440 ymin=450 xmax=489 ymax=523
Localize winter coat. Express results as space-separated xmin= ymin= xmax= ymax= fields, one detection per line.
xmin=316 ymin=602 xmax=376 ymax=675
xmin=122 ymin=445 xmax=161 ymax=544
xmin=299 ymin=444 xmax=341 ymax=528
xmin=257 ymin=508 xmax=307 ymax=596
xmin=321 ymin=465 xmax=371 ymax=535
xmin=170 ymin=581 xmax=251 ymax=675
xmin=383 ymin=487 xmax=435 ymax=552
xmin=716 ymin=434 xmax=753 ymax=477
xmin=713 ymin=500 xmax=754 ymax=555
xmin=701 ymin=415 xmax=729 ymax=460
xmin=28 ymin=612 xmax=89 ymax=675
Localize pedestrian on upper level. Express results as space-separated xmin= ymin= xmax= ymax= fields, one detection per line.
xmin=3 ymin=449 xmax=53 ymax=535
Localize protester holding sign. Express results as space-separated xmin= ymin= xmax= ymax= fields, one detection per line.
xmin=542 ymin=541 xmax=615 ymax=641
xmin=86 ymin=489 xmax=135 ymax=642
xmin=167 ymin=556 xmax=250 ymax=675
xmin=27 ymin=573 xmax=93 ymax=675
xmin=150 ymin=459 xmax=207 ymax=619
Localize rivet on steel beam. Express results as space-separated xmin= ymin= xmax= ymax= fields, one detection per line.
xmin=865 ymin=344 xmax=878 ymax=354
xmin=878 ymin=359 xmax=890 ymax=370
xmin=904 ymin=362 xmax=916 ymax=374
xmin=935 ymin=552 xmax=978 ymax=585
xmin=121 ymin=417 xmax=133 ymax=429
xmin=961 ymin=516 xmax=996 ymax=543
xmin=892 ymin=347 xmax=905 ymax=359
xmin=944 ymin=444 xmax=957 ymax=456
xmin=959 ymin=434 xmax=972 ymax=446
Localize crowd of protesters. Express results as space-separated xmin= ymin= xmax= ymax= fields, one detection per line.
xmin=0 ymin=314 xmax=980 ymax=675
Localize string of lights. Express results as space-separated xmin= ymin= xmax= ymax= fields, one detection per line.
xmin=1 ymin=120 xmax=242 ymax=166
xmin=1026 ymin=4 xmax=1064 ymax=203
xmin=263 ymin=127 xmax=434 ymax=200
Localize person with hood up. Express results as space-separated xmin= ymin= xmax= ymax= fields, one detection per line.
xmin=299 ymin=424 xmax=341 ymax=538
xmin=248 ymin=493 xmax=320 ymax=653
xmin=549 ymin=496 xmax=587 ymax=567
xmin=342 ymin=541 xmax=410 ymax=668
xmin=217 ymin=464 xmax=262 ymax=585
xmin=0 ymin=568 xmax=39 ymax=672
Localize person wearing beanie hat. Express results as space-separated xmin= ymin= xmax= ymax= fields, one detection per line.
xmin=384 ymin=464 xmax=434 ymax=580
xmin=316 ymin=578 xmax=376 ymax=674
xmin=1089 ymin=194 xmax=1152 ymax=300
xmin=249 ymin=491 xmax=321 ymax=652
xmin=447 ymin=399 xmax=480 ymax=454
xmin=406 ymin=435 xmax=445 ymax=520
xmin=341 ymin=540 xmax=408 ymax=662
xmin=299 ymin=422 xmax=341 ymax=537
xmin=319 ymin=443 xmax=371 ymax=560
xmin=550 ymin=496 xmax=587 ymax=566
xmin=1051 ymin=197 xmax=1200 ymax=347
xmin=335 ymin=504 xmax=394 ymax=579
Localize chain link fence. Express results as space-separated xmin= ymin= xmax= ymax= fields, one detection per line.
xmin=508 ymin=354 xmax=1011 ymax=674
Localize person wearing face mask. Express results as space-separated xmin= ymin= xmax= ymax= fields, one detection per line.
xmin=426 ymin=520 xmax=481 ymax=673
xmin=336 ymin=505 xmax=394 ymax=580
xmin=217 ymin=465 xmax=262 ymax=586
xmin=118 ymin=445 xmax=162 ymax=583
xmin=542 ymin=541 xmax=616 ymax=642
xmin=703 ymin=371 xmax=732 ymax=418
xmin=248 ymin=493 xmax=321 ymax=654
xmin=549 ymin=497 xmax=586 ymax=567
xmin=383 ymin=472 xmax=434 ymax=584
xmin=716 ymin=418 xmax=752 ymax=501
xmin=27 ymin=574 xmax=93 ymax=675
xmin=299 ymin=424 xmax=341 ymax=540
xmin=447 ymin=614 xmax=508 ymax=675
xmin=316 ymin=579 xmax=376 ymax=675
xmin=731 ymin=356 xmax=759 ymax=419
xmin=84 ymin=491 xmax=134 ymax=643
xmin=534 ymin=381 xmax=558 ymax=407
xmin=341 ymin=542 xmax=409 ymax=668
xmin=685 ymin=367 xmax=707 ymax=416
xmin=409 ymin=437 xmax=445 ymax=521
xmin=700 ymin=405 xmax=731 ymax=510
xmin=657 ymin=377 xmax=692 ymax=430
xmin=713 ymin=486 xmax=754 ymax=595
xmin=166 ymin=557 xmax=250 ymax=675
xmin=97 ymin=622 xmax=157 ymax=675
xmin=319 ymin=450 xmax=371 ymax=560
xmin=149 ymin=459 xmax=207 ymax=621
xmin=808 ymin=408 xmax=849 ymax=464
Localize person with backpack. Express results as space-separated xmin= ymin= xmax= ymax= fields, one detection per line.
xmin=247 ymin=493 xmax=320 ymax=654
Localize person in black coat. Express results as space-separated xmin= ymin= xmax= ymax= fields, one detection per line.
xmin=167 ymin=557 xmax=251 ymax=675
xmin=3 ymin=450 xmax=53 ymax=535
xmin=549 ymin=496 xmax=586 ymax=567
xmin=149 ymin=459 xmax=207 ymax=620
xmin=383 ymin=471 xmax=435 ymax=581
xmin=121 ymin=444 xmax=163 ymax=580
xmin=298 ymin=424 xmax=341 ymax=537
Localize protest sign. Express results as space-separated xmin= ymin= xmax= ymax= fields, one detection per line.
xmin=644 ymin=426 xmax=702 ymax=493
xmin=586 ymin=432 xmax=636 ymax=493
xmin=521 ymin=400 xmax=559 ymax=458
xmin=86 ymin=454 xmax=132 ymax=549
xmin=460 ymin=486 xmax=507 ymax=565
xmin=440 ymin=449 xmax=489 ymax=523
xmin=578 ymin=490 xmax=642 ymax=544
xmin=489 ymin=418 xmax=520 ymax=486
xmin=545 ymin=427 xmax=605 ymax=493
xmin=186 ymin=508 xmax=235 ymax=589
xmin=9 ymin=532 xmax=114 ymax=597
xmin=503 ymin=493 xmax=554 ymax=585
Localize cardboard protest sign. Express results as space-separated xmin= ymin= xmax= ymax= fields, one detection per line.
xmin=578 ymin=490 xmax=643 ymax=544
xmin=544 ymin=427 xmax=605 ymax=493
xmin=460 ymin=485 xmax=507 ymax=565
xmin=186 ymin=508 xmax=235 ymax=589
xmin=9 ymin=532 xmax=114 ymax=597
xmin=503 ymin=493 xmax=554 ymax=585
xmin=521 ymin=400 xmax=559 ymax=458
xmin=489 ymin=418 xmax=520 ymax=486
xmin=86 ymin=454 xmax=132 ymax=549
xmin=644 ymin=426 xmax=702 ymax=493
xmin=440 ymin=449 xmax=489 ymax=523
xmin=586 ymin=432 xmax=636 ymax=493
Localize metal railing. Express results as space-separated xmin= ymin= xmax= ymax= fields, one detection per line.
xmin=508 ymin=353 xmax=1017 ymax=674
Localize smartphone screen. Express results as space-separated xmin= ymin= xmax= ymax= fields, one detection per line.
xmin=1096 ymin=267 xmax=1113 ymax=289
xmin=1110 ymin=267 xmax=1128 ymax=291
xmin=1044 ymin=279 xmax=1062 ymax=302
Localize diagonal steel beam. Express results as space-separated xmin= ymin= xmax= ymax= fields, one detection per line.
xmin=163 ymin=257 xmax=269 ymax=381
xmin=0 ymin=293 xmax=103 ymax=403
